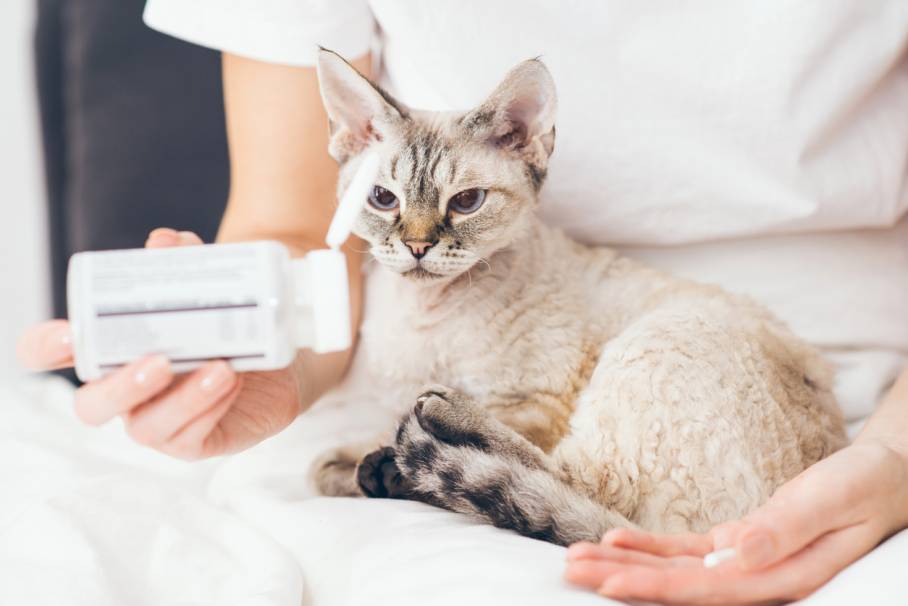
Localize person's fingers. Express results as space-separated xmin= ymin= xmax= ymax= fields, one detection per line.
xmin=567 ymin=542 xmax=617 ymax=561
xmin=16 ymin=320 xmax=74 ymax=370
xmin=594 ymin=557 xmax=737 ymax=605
xmin=123 ymin=361 xmax=238 ymax=448
xmin=600 ymin=528 xmax=714 ymax=558
xmin=567 ymin=542 xmax=696 ymax=568
xmin=733 ymin=459 xmax=862 ymax=571
xmin=159 ymin=380 xmax=242 ymax=460
xmin=565 ymin=559 xmax=627 ymax=589
xmin=565 ymin=544 xmax=705 ymax=590
xmin=73 ymin=355 xmax=173 ymax=425
xmin=146 ymin=227 xmax=181 ymax=247
xmin=145 ymin=227 xmax=203 ymax=248
xmin=594 ymin=522 xmax=878 ymax=604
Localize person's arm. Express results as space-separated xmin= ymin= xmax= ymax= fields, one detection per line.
xmin=563 ymin=368 xmax=908 ymax=604
xmin=17 ymin=53 xmax=370 ymax=459
xmin=217 ymin=52 xmax=368 ymax=407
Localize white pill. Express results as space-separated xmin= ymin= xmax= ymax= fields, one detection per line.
xmin=703 ymin=547 xmax=737 ymax=568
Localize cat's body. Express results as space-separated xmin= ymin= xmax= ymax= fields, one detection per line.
xmin=309 ymin=50 xmax=847 ymax=545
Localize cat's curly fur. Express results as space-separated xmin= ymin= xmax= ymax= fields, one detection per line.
xmin=308 ymin=49 xmax=847 ymax=546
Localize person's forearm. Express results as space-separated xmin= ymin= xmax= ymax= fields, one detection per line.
xmin=214 ymin=52 xmax=372 ymax=413
xmin=857 ymin=369 xmax=908 ymax=458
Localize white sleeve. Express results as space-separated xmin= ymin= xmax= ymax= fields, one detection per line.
xmin=143 ymin=0 xmax=374 ymax=66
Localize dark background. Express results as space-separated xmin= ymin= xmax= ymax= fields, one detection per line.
xmin=35 ymin=0 xmax=230 ymax=324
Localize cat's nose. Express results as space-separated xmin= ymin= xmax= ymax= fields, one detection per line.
xmin=404 ymin=240 xmax=435 ymax=259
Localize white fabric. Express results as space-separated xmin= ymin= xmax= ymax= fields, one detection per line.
xmin=2 ymin=376 xmax=908 ymax=605
xmin=143 ymin=0 xmax=908 ymax=428
xmin=144 ymin=0 xmax=373 ymax=67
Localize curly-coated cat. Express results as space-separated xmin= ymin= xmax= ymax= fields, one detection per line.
xmin=308 ymin=49 xmax=847 ymax=546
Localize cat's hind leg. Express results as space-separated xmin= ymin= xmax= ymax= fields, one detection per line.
xmin=361 ymin=387 xmax=635 ymax=546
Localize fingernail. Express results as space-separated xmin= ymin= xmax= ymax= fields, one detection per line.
xmin=199 ymin=362 xmax=233 ymax=393
xmin=739 ymin=531 xmax=774 ymax=569
xmin=134 ymin=355 xmax=170 ymax=386
xmin=45 ymin=328 xmax=73 ymax=363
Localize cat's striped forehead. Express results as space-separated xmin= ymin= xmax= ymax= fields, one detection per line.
xmin=387 ymin=119 xmax=466 ymax=211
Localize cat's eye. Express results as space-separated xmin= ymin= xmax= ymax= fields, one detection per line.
xmin=368 ymin=185 xmax=399 ymax=211
xmin=448 ymin=189 xmax=487 ymax=215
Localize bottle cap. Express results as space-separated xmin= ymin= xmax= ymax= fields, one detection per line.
xmin=307 ymin=249 xmax=351 ymax=352
xmin=292 ymin=249 xmax=351 ymax=353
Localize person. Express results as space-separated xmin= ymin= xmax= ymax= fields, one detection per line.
xmin=17 ymin=2 xmax=908 ymax=603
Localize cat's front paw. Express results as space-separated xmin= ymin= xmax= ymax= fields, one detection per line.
xmin=413 ymin=385 xmax=493 ymax=450
xmin=412 ymin=386 xmax=546 ymax=469
xmin=359 ymin=386 xmax=548 ymax=510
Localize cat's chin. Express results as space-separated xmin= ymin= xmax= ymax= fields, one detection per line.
xmin=400 ymin=267 xmax=450 ymax=281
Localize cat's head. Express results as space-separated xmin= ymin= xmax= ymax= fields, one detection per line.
xmin=317 ymin=49 xmax=557 ymax=281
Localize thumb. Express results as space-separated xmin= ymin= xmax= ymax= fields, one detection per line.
xmin=734 ymin=459 xmax=858 ymax=571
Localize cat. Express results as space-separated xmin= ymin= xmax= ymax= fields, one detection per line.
xmin=308 ymin=49 xmax=847 ymax=546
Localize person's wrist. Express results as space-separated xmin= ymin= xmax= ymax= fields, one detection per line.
xmin=881 ymin=441 xmax=908 ymax=532
xmin=290 ymin=353 xmax=313 ymax=415
xmin=851 ymin=436 xmax=908 ymax=534
xmin=289 ymin=347 xmax=352 ymax=415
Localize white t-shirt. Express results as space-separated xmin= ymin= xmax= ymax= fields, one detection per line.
xmin=145 ymin=0 xmax=908 ymax=431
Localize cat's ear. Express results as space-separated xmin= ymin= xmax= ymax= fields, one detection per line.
xmin=463 ymin=59 xmax=557 ymax=171
xmin=317 ymin=48 xmax=408 ymax=162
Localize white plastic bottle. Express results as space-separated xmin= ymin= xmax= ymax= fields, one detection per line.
xmin=66 ymin=151 xmax=380 ymax=382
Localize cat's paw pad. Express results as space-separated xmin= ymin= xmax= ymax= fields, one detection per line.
xmin=356 ymin=446 xmax=413 ymax=498
xmin=413 ymin=386 xmax=491 ymax=450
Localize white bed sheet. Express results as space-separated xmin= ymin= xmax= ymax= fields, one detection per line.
xmin=1 ymin=376 xmax=905 ymax=606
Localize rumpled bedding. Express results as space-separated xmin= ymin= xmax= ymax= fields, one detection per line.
xmin=1 ymin=376 xmax=905 ymax=606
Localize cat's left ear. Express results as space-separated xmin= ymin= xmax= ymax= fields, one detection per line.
xmin=463 ymin=59 xmax=557 ymax=175
xmin=317 ymin=48 xmax=408 ymax=162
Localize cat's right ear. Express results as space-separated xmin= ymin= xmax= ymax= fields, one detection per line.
xmin=317 ymin=48 xmax=408 ymax=162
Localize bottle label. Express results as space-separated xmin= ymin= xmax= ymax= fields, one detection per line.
xmin=75 ymin=243 xmax=281 ymax=375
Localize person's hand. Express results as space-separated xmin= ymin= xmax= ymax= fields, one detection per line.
xmin=564 ymin=437 xmax=908 ymax=603
xmin=16 ymin=228 xmax=302 ymax=460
